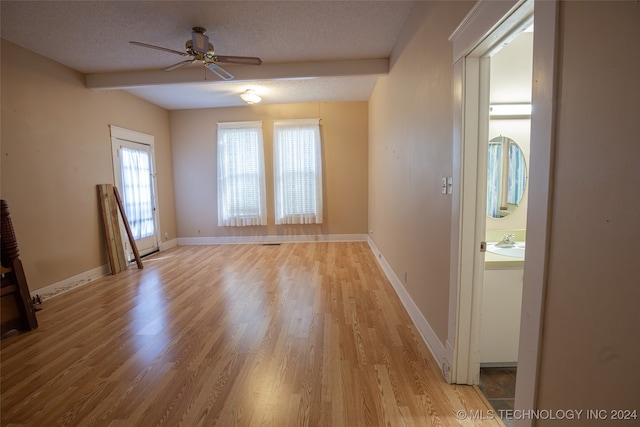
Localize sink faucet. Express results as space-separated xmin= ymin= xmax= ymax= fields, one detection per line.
xmin=496 ymin=233 xmax=516 ymax=247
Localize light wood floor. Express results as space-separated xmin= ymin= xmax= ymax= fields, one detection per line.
xmin=2 ymin=242 xmax=501 ymax=426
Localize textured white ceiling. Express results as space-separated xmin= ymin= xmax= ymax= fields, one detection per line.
xmin=1 ymin=1 xmax=415 ymax=110
xmin=124 ymin=76 xmax=382 ymax=110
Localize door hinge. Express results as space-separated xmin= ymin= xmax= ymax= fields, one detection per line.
xmin=480 ymin=241 xmax=487 ymax=252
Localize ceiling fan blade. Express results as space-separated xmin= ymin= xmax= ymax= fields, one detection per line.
xmin=129 ymin=41 xmax=189 ymax=57
xmin=214 ymin=55 xmax=263 ymax=66
xmin=205 ymin=62 xmax=235 ymax=80
xmin=163 ymin=59 xmax=195 ymax=72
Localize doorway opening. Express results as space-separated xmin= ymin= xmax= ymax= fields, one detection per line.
xmin=478 ymin=26 xmax=533 ymax=424
xmin=110 ymin=125 xmax=160 ymax=259
xmin=449 ymin=1 xmax=558 ymax=425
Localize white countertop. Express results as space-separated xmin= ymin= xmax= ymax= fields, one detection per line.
xmin=484 ymin=247 xmax=525 ymax=269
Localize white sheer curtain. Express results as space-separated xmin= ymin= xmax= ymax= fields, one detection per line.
xmin=487 ymin=141 xmax=502 ymax=218
xmin=217 ymin=121 xmax=267 ymax=226
xmin=508 ymin=142 xmax=526 ymax=205
xmin=120 ymin=147 xmax=155 ymax=239
xmin=487 ymin=137 xmax=527 ymax=218
xmin=273 ymin=119 xmax=323 ymax=225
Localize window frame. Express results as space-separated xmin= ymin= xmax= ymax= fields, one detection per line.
xmin=273 ymin=118 xmax=323 ymax=225
xmin=216 ymin=121 xmax=267 ymax=227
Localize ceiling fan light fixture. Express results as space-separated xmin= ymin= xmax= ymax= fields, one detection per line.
xmin=191 ymin=27 xmax=209 ymax=54
xmin=240 ymin=89 xmax=262 ymax=104
xmin=130 ymin=27 xmax=262 ymax=82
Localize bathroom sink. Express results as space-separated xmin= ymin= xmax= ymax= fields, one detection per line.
xmin=494 ymin=242 xmax=516 ymax=248
xmin=487 ymin=242 xmax=525 ymax=258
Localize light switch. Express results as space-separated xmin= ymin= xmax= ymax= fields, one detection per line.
xmin=442 ymin=177 xmax=447 ymax=194
xmin=447 ymin=177 xmax=453 ymax=194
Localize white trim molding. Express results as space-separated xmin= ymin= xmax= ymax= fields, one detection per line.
xmin=514 ymin=1 xmax=559 ymax=423
xmin=367 ymin=237 xmax=452 ymax=382
xmin=449 ymin=0 xmax=527 ymax=62
xmin=160 ymin=238 xmax=178 ymax=251
xmin=30 ymin=264 xmax=111 ymax=301
xmin=177 ymin=234 xmax=368 ymax=246
xmin=31 ymin=239 xmax=179 ymax=301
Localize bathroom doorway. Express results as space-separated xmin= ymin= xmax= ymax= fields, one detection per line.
xmin=478 ymin=27 xmax=533 ymax=423
xmin=449 ymin=1 xmax=558 ymax=424
xmin=449 ymin=0 xmax=534 ymax=386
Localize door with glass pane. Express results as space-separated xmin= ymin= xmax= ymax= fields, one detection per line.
xmin=110 ymin=126 xmax=159 ymax=258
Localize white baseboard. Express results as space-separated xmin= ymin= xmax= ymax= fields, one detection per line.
xmin=177 ymin=234 xmax=368 ymax=245
xmin=31 ymin=235 xmax=366 ymax=302
xmin=367 ymin=237 xmax=451 ymax=380
xmin=31 ymin=263 xmax=111 ymax=301
xmin=160 ymin=238 xmax=178 ymax=250
xmin=32 ymin=240 xmax=180 ymax=301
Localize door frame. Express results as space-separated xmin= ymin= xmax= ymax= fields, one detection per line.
xmin=110 ymin=125 xmax=161 ymax=259
xmin=448 ymin=0 xmax=559 ymax=422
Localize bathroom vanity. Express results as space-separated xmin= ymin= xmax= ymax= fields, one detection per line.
xmin=481 ymin=120 xmax=529 ymax=366
xmin=481 ymin=247 xmax=524 ymax=366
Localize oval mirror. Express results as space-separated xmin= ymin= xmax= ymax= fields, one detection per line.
xmin=487 ymin=136 xmax=527 ymax=218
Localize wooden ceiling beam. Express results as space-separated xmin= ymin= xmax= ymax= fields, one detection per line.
xmin=86 ymin=59 xmax=388 ymax=89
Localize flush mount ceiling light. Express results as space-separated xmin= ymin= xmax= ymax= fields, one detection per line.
xmin=240 ymin=89 xmax=262 ymax=104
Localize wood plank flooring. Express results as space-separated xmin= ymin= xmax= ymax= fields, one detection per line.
xmin=1 ymin=242 xmax=501 ymax=426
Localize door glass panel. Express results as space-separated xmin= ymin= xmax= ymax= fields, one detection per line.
xmin=120 ymin=146 xmax=155 ymax=240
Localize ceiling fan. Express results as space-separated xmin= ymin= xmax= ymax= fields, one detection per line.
xmin=129 ymin=27 xmax=262 ymax=80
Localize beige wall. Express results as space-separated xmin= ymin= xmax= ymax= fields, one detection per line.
xmin=370 ymin=0 xmax=640 ymax=416
xmin=170 ymin=102 xmax=368 ymax=238
xmin=368 ymin=1 xmax=473 ymax=344
xmin=534 ymin=1 xmax=640 ymax=421
xmin=1 ymin=40 xmax=177 ymax=291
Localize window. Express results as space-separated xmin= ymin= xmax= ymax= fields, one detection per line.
xmin=273 ymin=119 xmax=323 ymax=224
xmin=120 ymin=146 xmax=155 ymax=239
xmin=217 ymin=121 xmax=267 ymax=226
